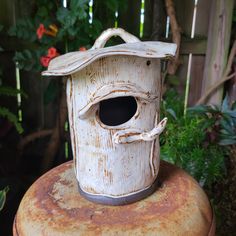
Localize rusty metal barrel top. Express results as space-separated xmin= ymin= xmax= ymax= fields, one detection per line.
xmin=13 ymin=160 xmax=215 ymax=236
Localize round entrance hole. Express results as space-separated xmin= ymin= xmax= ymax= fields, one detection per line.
xmin=99 ymin=96 xmax=137 ymax=126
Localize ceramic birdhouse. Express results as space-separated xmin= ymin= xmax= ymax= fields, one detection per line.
xmin=43 ymin=28 xmax=177 ymax=205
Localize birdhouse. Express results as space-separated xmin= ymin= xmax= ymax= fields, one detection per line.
xmin=43 ymin=28 xmax=177 ymax=205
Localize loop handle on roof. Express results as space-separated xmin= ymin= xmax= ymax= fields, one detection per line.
xmin=92 ymin=28 xmax=141 ymax=49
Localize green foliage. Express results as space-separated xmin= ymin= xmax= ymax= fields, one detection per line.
xmin=8 ymin=18 xmax=37 ymax=42
xmin=188 ymin=95 xmax=236 ymax=146
xmin=0 ymin=86 xmax=27 ymax=98
xmin=0 ymin=186 xmax=9 ymax=211
xmin=0 ymin=107 xmax=23 ymax=134
xmin=161 ymin=90 xmax=227 ymax=187
xmin=161 ymin=89 xmax=184 ymax=121
xmin=14 ymin=50 xmax=44 ymax=71
xmin=8 ymin=0 xmax=110 ymax=71
xmin=161 ymin=116 xmax=226 ymax=186
xmin=0 ymin=29 xmax=24 ymax=134
xmin=0 ymin=85 xmax=26 ymax=134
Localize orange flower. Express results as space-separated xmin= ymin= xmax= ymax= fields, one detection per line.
xmin=47 ymin=47 xmax=59 ymax=58
xmin=79 ymin=47 xmax=87 ymax=51
xmin=37 ymin=24 xmax=45 ymax=39
xmin=49 ymin=24 xmax=58 ymax=34
xmin=40 ymin=56 xmax=51 ymax=67
xmin=36 ymin=24 xmax=58 ymax=40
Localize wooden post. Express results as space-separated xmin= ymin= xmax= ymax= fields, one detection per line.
xmin=143 ymin=0 xmax=167 ymax=41
xmin=201 ymin=0 xmax=233 ymax=105
xmin=118 ymin=0 xmax=141 ymax=38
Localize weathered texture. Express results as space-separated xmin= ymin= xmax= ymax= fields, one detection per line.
xmin=42 ymin=28 xmax=177 ymax=77
xmin=66 ymin=55 xmax=163 ymax=198
xmin=13 ymin=161 xmax=215 ymax=236
xmin=42 ymin=28 xmax=177 ymax=202
xmin=201 ymin=0 xmax=234 ymax=104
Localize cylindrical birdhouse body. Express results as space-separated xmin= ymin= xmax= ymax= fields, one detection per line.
xmin=67 ymin=56 xmax=161 ymax=201
xmin=43 ymin=28 xmax=177 ymax=204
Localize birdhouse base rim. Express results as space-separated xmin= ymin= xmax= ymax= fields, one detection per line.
xmin=77 ymin=177 xmax=160 ymax=206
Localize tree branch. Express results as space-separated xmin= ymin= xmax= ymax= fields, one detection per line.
xmin=18 ymin=129 xmax=53 ymax=151
xmin=165 ymin=0 xmax=181 ymax=75
xmin=196 ymin=39 xmax=236 ymax=105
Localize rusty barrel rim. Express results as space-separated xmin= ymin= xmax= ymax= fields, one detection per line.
xmin=13 ymin=160 xmax=215 ymax=236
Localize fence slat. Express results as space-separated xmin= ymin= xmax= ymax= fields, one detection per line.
xmin=118 ymin=0 xmax=141 ymax=38
xmin=201 ymin=0 xmax=234 ymax=104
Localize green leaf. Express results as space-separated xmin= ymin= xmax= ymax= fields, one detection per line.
xmin=232 ymin=101 xmax=236 ymax=110
xmin=166 ymin=108 xmax=177 ymax=120
xmin=37 ymin=6 xmax=49 ymax=17
xmin=224 ymin=110 xmax=236 ymax=118
xmin=70 ymin=0 xmax=89 ymax=10
xmin=166 ymin=74 xmax=180 ymax=86
xmin=0 ymin=86 xmax=27 ymax=98
xmin=105 ymin=0 xmax=118 ymax=11
xmin=188 ymin=105 xmax=208 ymax=114
xmin=219 ymin=138 xmax=236 ymax=146
xmin=14 ymin=50 xmax=42 ymax=72
xmin=0 ymin=186 xmax=9 ymax=211
xmin=0 ymin=107 xmax=24 ymax=134
xmin=56 ymin=7 xmax=71 ymax=25
xmin=221 ymin=94 xmax=229 ymax=112
xmin=68 ymin=27 xmax=79 ymax=37
xmin=8 ymin=18 xmax=37 ymax=42
xmin=0 ymin=46 xmax=3 ymax=52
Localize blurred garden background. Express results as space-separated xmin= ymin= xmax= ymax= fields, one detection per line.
xmin=0 ymin=0 xmax=236 ymax=235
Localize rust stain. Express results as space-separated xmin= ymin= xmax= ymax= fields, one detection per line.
xmin=98 ymin=158 xmax=103 ymax=172
xmin=89 ymin=117 xmax=96 ymax=126
xmin=104 ymin=169 xmax=113 ymax=184
xmin=94 ymin=135 xmax=101 ymax=148
xmin=107 ymin=130 xmax=113 ymax=148
xmin=13 ymin=161 xmax=214 ymax=236
xmin=83 ymin=186 xmax=99 ymax=194
xmin=69 ymin=76 xmax=73 ymax=100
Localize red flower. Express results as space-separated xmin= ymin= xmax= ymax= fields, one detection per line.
xmin=40 ymin=56 xmax=51 ymax=67
xmin=37 ymin=24 xmax=45 ymax=39
xmin=79 ymin=47 xmax=87 ymax=51
xmin=36 ymin=24 xmax=58 ymax=40
xmin=40 ymin=47 xmax=60 ymax=68
xmin=47 ymin=47 xmax=59 ymax=58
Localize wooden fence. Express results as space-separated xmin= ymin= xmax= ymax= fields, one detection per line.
xmin=0 ymin=0 xmax=234 ymax=161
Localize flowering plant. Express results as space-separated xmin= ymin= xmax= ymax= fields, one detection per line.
xmin=40 ymin=47 xmax=60 ymax=67
xmin=8 ymin=0 xmax=102 ymax=71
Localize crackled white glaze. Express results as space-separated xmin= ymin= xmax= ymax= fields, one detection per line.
xmin=43 ymin=28 xmax=176 ymax=199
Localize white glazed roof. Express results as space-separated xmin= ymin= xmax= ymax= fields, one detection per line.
xmin=42 ymin=41 xmax=177 ymax=76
